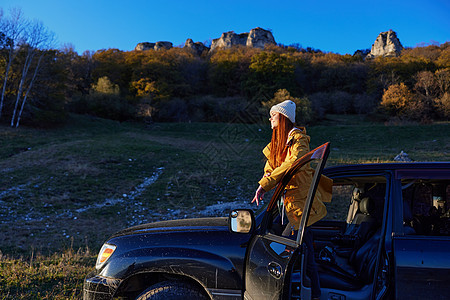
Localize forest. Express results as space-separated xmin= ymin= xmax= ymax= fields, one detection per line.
xmin=0 ymin=9 xmax=449 ymax=127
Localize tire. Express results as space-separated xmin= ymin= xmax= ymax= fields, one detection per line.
xmin=136 ymin=281 xmax=209 ymax=300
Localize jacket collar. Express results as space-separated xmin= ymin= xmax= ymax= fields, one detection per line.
xmin=286 ymin=127 xmax=304 ymax=146
xmin=288 ymin=127 xmax=302 ymax=137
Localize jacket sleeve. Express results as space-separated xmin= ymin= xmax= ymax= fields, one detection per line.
xmin=262 ymin=145 xmax=273 ymax=175
xmin=258 ymin=133 xmax=309 ymax=192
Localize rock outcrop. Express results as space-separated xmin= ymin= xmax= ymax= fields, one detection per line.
xmin=210 ymin=31 xmax=248 ymax=51
xmin=210 ymin=27 xmax=276 ymax=51
xmin=135 ymin=27 xmax=275 ymax=53
xmin=135 ymin=41 xmax=173 ymax=51
xmin=394 ymin=151 xmax=413 ymax=162
xmin=135 ymin=42 xmax=155 ymax=51
xmin=184 ymin=39 xmax=209 ymax=55
xmin=246 ymin=27 xmax=276 ymax=48
xmin=366 ymin=30 xmax=403 ymax=58
xmin=154 ymin=41 xmax=173 ymax=50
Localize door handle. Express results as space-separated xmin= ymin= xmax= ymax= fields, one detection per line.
xmin=268 ymin=262 xmax=282 ymax=279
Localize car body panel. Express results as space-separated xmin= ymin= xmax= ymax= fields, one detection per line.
xmin=392 ymin=236 xmax=450 ymax=299
xmin=102 ymin=218 xmax=252 ymax=294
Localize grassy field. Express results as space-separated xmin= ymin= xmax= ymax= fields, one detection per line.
xmin=0 ymin=114 xmax=448 ymax=299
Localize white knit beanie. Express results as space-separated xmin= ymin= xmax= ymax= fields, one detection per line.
xmin=270 ymin=100 xmax=296 ymax=124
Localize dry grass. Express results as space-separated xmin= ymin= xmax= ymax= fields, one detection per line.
xmin=0 ymin=247 xmax=95 ymax=299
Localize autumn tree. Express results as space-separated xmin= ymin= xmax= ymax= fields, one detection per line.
xmin=91 ymin=48 xmax=129 ymax=93
xmin=380 ymin=83 xmax=414 ymax=115
xmin=58 ymin=44 xmax=94 ymax=99
xmin=379 ymin=82 xmax=432 ymax=121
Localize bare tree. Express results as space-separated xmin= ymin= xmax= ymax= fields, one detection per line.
xmin=0 ymin=8 xmax=27 ymax=119
xmin=414 ymin=71 xmax=437 ymax=98
xmin=435 ymin=69 xmax=450 ymax=96
xmin=10 ymin=20 xmax=55 ymax=127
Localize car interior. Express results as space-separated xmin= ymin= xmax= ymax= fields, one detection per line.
xmin=264 ymin=175 xmax=387 ymax=299
xmin=401 ymin=179 xmax=450 ymax=236
xmin=264 ymin=173 xmax=450 ymax=299
xmin=311 ymin=177 xmax=387 ymax=296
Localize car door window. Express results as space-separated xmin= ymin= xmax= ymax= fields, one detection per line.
xmin=401 ymin=178 xmax=450 ymax=236
xmin=394 ymin=171 xmax=450 ymax=299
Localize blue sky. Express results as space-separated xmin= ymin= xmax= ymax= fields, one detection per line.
xmin=2 ymin=0 xmax=449 ymax=55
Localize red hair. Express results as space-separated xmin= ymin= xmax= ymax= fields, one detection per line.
xmin=268 ymin=114 xmax=294 ymax=169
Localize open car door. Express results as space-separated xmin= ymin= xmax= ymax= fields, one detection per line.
xmin=244 ymin=142 xmax=330 ymax=300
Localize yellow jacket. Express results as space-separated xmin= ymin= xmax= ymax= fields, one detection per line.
xmin=258 ymin=127 xmax=332 ymax=229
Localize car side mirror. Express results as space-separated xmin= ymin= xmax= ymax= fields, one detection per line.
xmin=229 ymin=209 xmax=255 ymax=234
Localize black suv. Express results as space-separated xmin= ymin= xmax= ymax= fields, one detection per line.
xmin=84 ymin=143 xmax=450 ymax=300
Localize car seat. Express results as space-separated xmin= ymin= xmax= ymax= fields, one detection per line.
xmin=316 ymin=229 xmax=382 ymax=291
xmin=331 ymin=196 xmax=378 ymax=257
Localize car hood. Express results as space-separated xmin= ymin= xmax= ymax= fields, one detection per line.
xmin=111 ymin=217 xmax=229 ymax=238
xmin=99 ymin=216 xmax=250 ymax=287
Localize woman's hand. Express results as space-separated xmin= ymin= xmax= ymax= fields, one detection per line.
xmin=251 ymin=185 xmax=266 ymax=206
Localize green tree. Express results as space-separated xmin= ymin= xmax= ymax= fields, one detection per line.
xmin=92 ymin=76 xmax=119 ymax=95
xmin=244 ymin=50 xmax=301 ymax=101
xmin=207 ymin=46 xmax=258 ymax=96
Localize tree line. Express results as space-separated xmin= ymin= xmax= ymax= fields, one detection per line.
xmin=0 ymin=8 xmax=449 ymax=127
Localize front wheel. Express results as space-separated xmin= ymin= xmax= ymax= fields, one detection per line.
xmin=136 ymin=281 xmax=209 ymax=300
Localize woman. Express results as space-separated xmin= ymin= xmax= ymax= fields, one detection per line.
xmin=251 ymin=99 xmax=332 ymax=300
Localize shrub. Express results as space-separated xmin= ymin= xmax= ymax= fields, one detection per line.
xmin=135 ymin=98 xmax=155 ymax=123
xmin=68 ymin=76 xmax=134 ymax=121
xmin=86 ymin=93 xmax=134 ymax=121
xmin=353 ymin=93 xmax=378 ymax=114
xmin=187 ymin=95 xmax=251 ymax=122
xmin=380 ymin=83 xmax=437 ymax=122
xmin=380 ymin=83 xmax=415 ymax=117
xmin=156 ymin=98 xmax=189 ymax=122
xmin=308 ymin=92 xmax=330 ymax=120
xmin=329 ymin=91 xmax=353 ymax=114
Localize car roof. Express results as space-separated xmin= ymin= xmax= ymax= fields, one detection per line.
xmin=323 ymin=162 xmax=450 ymax=177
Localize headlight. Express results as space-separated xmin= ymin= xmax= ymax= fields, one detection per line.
xmin=96 ymin=244 xmax=116 ymax=270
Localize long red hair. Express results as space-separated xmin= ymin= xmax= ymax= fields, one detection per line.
xmin=268 ymin=114 xmax=294 ymax=169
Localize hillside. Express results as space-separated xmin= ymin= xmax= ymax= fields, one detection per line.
xmin=1 ymin=114 xmax=448 ymax=254
xmin=0 ymin=115 xmax=448 ymax=298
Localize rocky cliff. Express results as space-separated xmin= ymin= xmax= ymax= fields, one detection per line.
xmin=135 ymin=27 xmax=275 ymax=54
xmin=366 ymin=30 xmax=403 ymax=58
xmin=210 ymin=27 xmax=276 ymax=51
xmin=135 ymin=41 xmax=173 ymax=51
xmin=135 ymin=28 xmax=405 ymax=56
xmin=184 ymin=38 xmax=209 ymax=55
